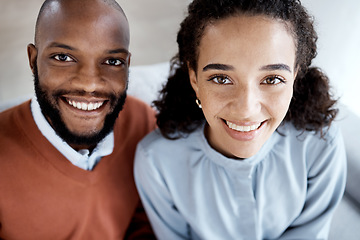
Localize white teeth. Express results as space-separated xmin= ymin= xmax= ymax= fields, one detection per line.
xmin=76 ymin=102 xmax=82 ymax=109
xmin=94 ymin=102 xmax=100 ymax=109
xmin=67 ymin=99 xmax=104 ymax=111
xmin=226 ymin=121 xmax=261 ymax=132
xmin=87 ymin=103 xmax=94 ymax=111
xmin=81 ymin=102 xmax=87 ymax=110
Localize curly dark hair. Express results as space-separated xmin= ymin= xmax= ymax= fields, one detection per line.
xmin=154 ymin=0 xmax=338 ymax=139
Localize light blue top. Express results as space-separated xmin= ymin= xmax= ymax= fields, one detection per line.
xmin=31 ymin=96 xmax=114 ymax=171
xmin=134 ymin=122 xmax=346 ymax=240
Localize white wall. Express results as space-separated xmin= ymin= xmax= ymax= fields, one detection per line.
xmin=302 ymin=0 xmax=360 ymax=116
xmin=0 ymin=0 xmax=359 ymax=117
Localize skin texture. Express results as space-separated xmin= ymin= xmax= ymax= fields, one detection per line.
xmin=27 ymin=0 xmax=130 ymax=151
xmin=189 ymin=15 xmax=297 ymax=159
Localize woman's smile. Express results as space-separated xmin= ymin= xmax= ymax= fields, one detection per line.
xmin=190 ymin=15 xmax=297 ymax=159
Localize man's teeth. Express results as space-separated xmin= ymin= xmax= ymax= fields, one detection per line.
xmin=226 ymin=121 xmax=261 ymax=132
xmin=68 ymin=100 xmax=104 ymax=111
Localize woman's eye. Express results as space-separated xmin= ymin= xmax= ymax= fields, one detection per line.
xmin=210 ymin=75 xmax=232 ymax=85
xmin=105 ymin=59 xmax=123 ymax=66
xmin=53 ymin=54 xmax=73 ymax=62
xmin=261 ymin=76 xmax=285 ymax=85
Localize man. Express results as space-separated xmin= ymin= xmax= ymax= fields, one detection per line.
xmin=0 ymin=0 xmax=156 ymax=239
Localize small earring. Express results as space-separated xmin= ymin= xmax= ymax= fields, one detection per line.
xmin=195 ymin=99 xmax=202 ymax=109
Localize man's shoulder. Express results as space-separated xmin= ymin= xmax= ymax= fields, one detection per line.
xmin=114 ymin=96 xmax=156 ymax=140
xmin=123 ymin=95 xmax=153 ymax=112
xmin=119 ymin=96 xmax=155 ymax=122
xmin=0 ymin=100 xmax=31 ymax=128
xmin=0 ymin=100 xmax=38 ymax=160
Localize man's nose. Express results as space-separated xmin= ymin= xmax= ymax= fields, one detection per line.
xmin=73 ymin=62 xmax=105 ymax=93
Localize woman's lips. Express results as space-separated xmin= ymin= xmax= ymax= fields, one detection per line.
xmin=225 ymin=120 xmax=262 ymax=132
xmin=222 ymin=119 xmax=266 ymax=141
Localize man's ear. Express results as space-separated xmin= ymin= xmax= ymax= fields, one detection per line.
xmin=27 ymin=44 xmax=37 ymax=74
xmin=188 ymin=64 xmax=199 ymax=97
xmin=127 ymin=52 xmax=131 ymax=68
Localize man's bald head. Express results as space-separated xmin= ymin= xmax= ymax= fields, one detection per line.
xmin=27 ymin=0 xmax=131 ymax=150
xmin=34 ymin=0 xmax=129 ymax=46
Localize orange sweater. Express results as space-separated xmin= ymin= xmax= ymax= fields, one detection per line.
xmin=0 ymin=96 xmax=156 ymax=240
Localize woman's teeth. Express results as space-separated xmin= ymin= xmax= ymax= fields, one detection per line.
xmin=68 ymin=100 xmax=104 ymax=111
xmin=226 ymin=121 xmax=261 ymax=132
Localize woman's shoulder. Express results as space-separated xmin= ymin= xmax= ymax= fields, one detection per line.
xmin=280 ymin=121 xmax=342 ymax=145
xmin=138 ymin=129 xmax=171 ymax=149
xmin=138 ymin=127 xmax=201 ymax=157
xmin=277 ymin=122 xmax=345 ymax=166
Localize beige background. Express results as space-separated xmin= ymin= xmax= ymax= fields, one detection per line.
xmin=0 ymin=0 xmax=188 ymax=102
xmin=0 ymin=1 xmax=360 ymax=238
xmin=0 ymin=0 xmax=359 ymax=117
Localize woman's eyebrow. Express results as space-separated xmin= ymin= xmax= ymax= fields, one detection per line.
xmin=202 ymin=63 xmax=291 ymax=73
xmin=202 ymin=63 xmax=235 ymax=72
xmin=260 ymin=64 xmax=292 ymax=73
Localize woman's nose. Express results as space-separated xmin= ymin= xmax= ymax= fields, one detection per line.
xmin=230 ymin=84 xmax=261 ymax=118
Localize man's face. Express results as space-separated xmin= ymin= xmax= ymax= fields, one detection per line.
xmin=28 ymin=1 xmax=130 ymax=150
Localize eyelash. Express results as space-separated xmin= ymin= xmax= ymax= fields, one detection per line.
xmin=261 ymin=75 xmax=286 ymax=85
xmin=104 ymin=58 xmax=124 ymax=66
xmin=52 ymin=53 xmax=74 ymax=62
xmin=208 ymin=74 xmax=232 ymax=85
xmin=208 ymin=74 xmax=286 ymax=86
xmin=51 ymin=54 xmax=124 ymax=66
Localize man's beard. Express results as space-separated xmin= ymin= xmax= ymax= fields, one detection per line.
xmin=33 ymin=65 xmax=127 ymax=148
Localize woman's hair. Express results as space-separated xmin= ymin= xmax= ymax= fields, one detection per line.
xmin=154 ymin=0 xmax=338 ymax=139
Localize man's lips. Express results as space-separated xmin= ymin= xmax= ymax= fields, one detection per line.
xmin=67 ymin=99 xmax=104 ymax=111
xmin=63 ymin=97 xmax=108 ymax=112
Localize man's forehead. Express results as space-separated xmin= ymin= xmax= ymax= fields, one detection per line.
xmin=40 ymin=0 xmax=124 ymax=21
xmin=35 ymin=0 xmax=128 ymax=45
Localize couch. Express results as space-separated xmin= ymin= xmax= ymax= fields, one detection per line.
xmin=1 ymin=62 xmax=359 ymax=239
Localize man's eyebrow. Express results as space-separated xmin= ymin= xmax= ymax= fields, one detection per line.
xmin=46 ymin=43 xmax=129 ymax=55
xmin=202 ymin=63 xmax=235 ymax=72
xmin=47 ymin=42 xmax=77 ymax=51
xmin=107 ymin=48 xmax=129 ymax=55
xmin=260 ymin=64 xmax=292 ymax=73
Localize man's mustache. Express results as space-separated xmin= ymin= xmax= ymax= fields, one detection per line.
xmin=52 ymin=89 xmax=118 ymax=101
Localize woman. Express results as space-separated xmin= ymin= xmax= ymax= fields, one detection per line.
xmin=134 ymin=0 xmax=346 ymax=239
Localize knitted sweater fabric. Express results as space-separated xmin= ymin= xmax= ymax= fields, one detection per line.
xmin=0 ymin=96 xmax=156 ymax=240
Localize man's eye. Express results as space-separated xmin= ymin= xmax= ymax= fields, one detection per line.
xmin=53 ymin=54 xmax=73 ymax=62
xmin=261 ymin=76 xmax=285 ymax=85
xmin=104 ymin=59 xmax=123 ymax=66
xmin=210 ymin=75 xmax=232 ymax=85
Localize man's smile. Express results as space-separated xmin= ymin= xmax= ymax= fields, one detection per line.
xmin=66 ymin=98 xmax=105 ymax=111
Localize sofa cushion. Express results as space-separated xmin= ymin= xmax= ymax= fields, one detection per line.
xmin=337 ymin=105 xmax=360 ymax=205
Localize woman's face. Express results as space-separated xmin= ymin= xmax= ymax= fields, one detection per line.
xmin=189 ymin=15 xmax=297 ymax=159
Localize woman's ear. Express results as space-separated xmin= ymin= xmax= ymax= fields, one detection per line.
xmin=27 ymin=44 xmax=38 ymax=75
xmin=188 ymin=64 xmax=199 ymax=96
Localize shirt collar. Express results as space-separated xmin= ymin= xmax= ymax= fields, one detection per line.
xmin=195 ymin=122 xmax=279 ymax=172
xmin=30 ymin=95 xmax=114 ymax=170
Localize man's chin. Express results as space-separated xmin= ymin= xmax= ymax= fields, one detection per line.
xmin=63 ymin=129 xmax=110 ymax=149
xmin=33 ymin=62 xmax=127 ymax=149
xmin=38 ymin=94 xmax=126 ymax=149
xmin=50 ymin=96 xmax=125 ymax=148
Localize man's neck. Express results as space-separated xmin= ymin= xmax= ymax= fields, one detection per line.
xmin=70 ymin=143 xmax=96 ymax=153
